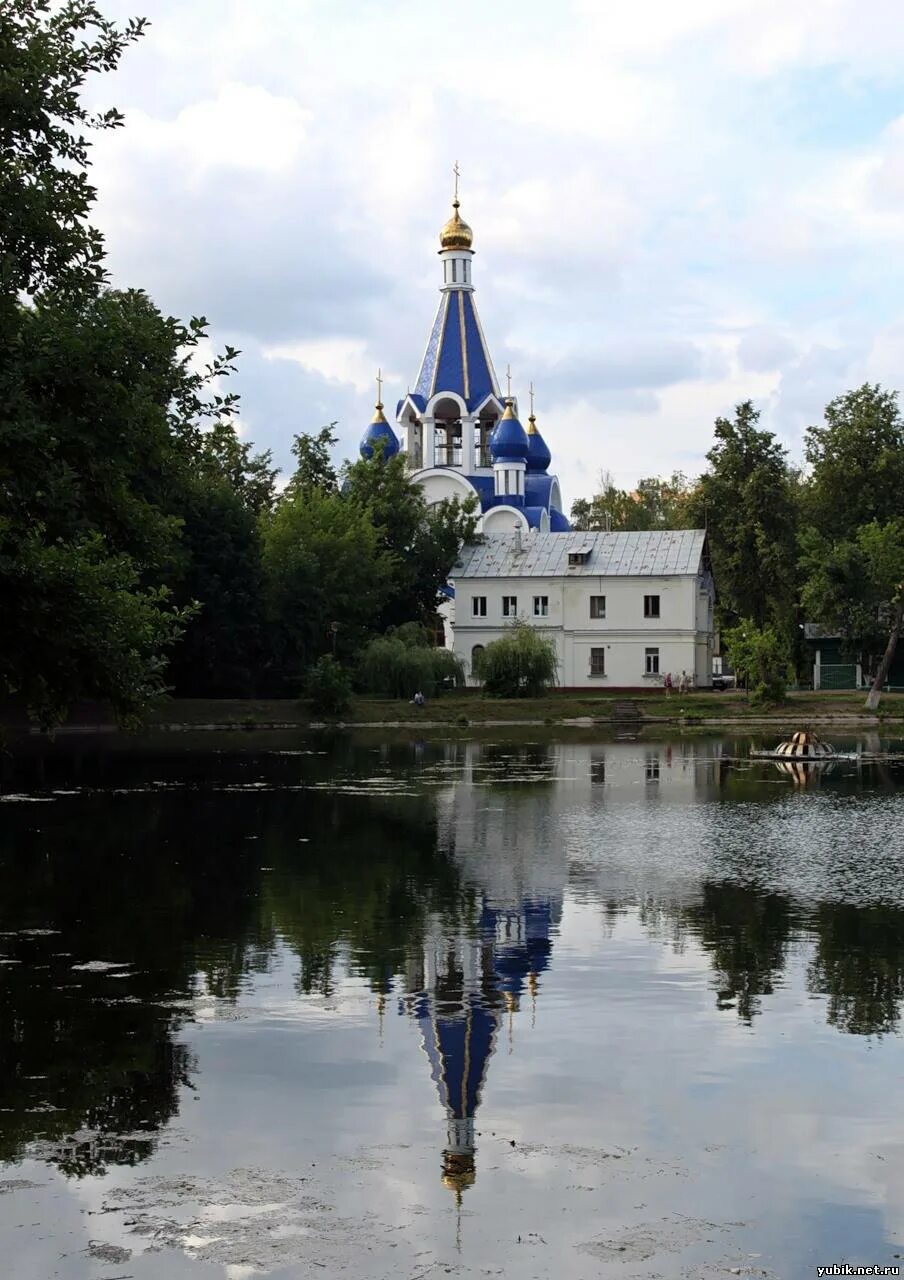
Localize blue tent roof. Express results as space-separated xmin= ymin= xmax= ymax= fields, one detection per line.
xmin=413 ymin=290 xmax=500 ymax=411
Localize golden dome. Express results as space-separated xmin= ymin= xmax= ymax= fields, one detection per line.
xmin=439 ymin=199 xmax=473 ymax=251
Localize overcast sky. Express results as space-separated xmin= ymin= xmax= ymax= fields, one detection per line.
xmin=86 ymin=0 xmax=904 ymax=507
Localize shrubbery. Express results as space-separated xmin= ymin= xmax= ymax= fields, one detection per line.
xmin=723 ymin=620 xmax=791 ymax=706
xmin=305 ymin=655 xmax=352 ymax=715
xmin=358 ymin=625 xmax=464 ymax=699
xmin=473 ymin=621 xmax=558 ymax=698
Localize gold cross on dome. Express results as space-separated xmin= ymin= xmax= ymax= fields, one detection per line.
xmin=376 ymin=367 xmax=383 ymax=405
xmin=529 ymin=381 xmax=535 ymax=416
xmin=453 ymin=160 xmax=461 ymax=203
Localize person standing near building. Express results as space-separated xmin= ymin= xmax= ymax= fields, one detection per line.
xmin=664 ymin=672 xmax=673 ymax=697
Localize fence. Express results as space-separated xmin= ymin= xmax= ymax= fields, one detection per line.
xmin=813 ymin=663 xmax=860 ymax=691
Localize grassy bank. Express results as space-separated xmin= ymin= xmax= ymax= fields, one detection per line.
xmin=147 ymin=689 xmax=904 ymax=729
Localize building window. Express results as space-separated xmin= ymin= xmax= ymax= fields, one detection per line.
xmin=589 ymin=647 xmax=606 ymax=676
xmin=472 ymin=596 xmax=487 ymax=618
xmin=644 ymin=594 xmax=661 ymax=618
xmin=645 ymin=647 xmax=660 ymax=675
xmin=645 ymin=755 xmax=661 ymax=783
xmin=471 ymin=644 xmax=484 ymax=676
xmin=533 ymin=595 xmax=549 ymax=617
xmin=502 ymin=595 xmax=518 ymax=617
xmin=590 ymin=595 xmax=606 ymax=619
xmin=451 ymin=260 xmax=457 ymax=282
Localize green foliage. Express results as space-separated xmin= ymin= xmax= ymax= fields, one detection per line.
xmin=358 ymin=628 xmax=464 ymax=699
xmin=800 ymin=387 xmax=904 ymax=706
xmin=341 ymin=450 xmax=479 ymax=630
xmin=0 ymin=1 xmax=147 ymax=307
xmin=801 ymin=519 xmax=904 ymax=703
xmin=0 ymin=528 xmax=194 ymax=727
xmin=723 ymin=619 xmax=791 ymax=706
xmin=686 ymin=402 xmax=799 ymax=635
xmin=804 ymin=385 xmax=904 ymax=536
xmin=305 ymin=655 xmax=352 ymax=717
xmin=571 ymin=470 xmax=694 ymax=532
xmin=285 ymin=423 xmax=339 ymax=497
xmin=474 ymin=621 xmax=558 ymax=698
xmin=260 ymin=486 xmax=395 ymax=691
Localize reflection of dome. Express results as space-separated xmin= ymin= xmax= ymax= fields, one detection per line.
xmin=442 ymin=1150 xmax=476 ymax=1194
xmin=490 ymin=400 xmax=529 ymax=461
xmin=440 ymin=199 xmax=473 ymax=251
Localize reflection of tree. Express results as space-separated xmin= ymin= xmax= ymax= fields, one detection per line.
xmin=808 ymin=903 xmax=904 ymax=1036
xmin=0 ymin=761 xmax=265 ymax=1175
xmin=681 ymin=882 xmax=794 ymax=1022
xmin=260 ymin=790 xmax=466 ymax=997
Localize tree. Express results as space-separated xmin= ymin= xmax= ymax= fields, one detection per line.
xmin=687 ymin=402 xmax=799 ymax=637
xmin=260 ymin=486 xmax=395 ymax=691
xmin=285 ymin=423 xmax=339 ymax=498
xmin=0 ymin=1 xmax=146 ymax=308
xmin=801 ymin=520 xmax=904 ymax=709
xmin=358 ymin=626 xmax=464 ymax=699
xmin=722 ymin=618 xmax=792 ymax=706
xmin=341 ymin=450 xmax=479 ymax=631
xmin=801 ymin=386 xmax=904 ymax=708
xmin=0 ymin=4 xmax=278 ymax=721
xmin=305 ymin=655 xmax=352 ymax=716
xmin=474 ymin=621 xmax=558 ymax=697
xmin=571 ymin=469 xmax=695 ymax=532
xmin=803 ymin=385 xmax=904 ymax=537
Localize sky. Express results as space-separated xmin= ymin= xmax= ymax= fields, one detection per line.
xmin=84 ymin=0 xmax=904 ymax=508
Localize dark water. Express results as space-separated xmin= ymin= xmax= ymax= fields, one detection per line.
xmin=2 ymin=730 xmax=904 ymax=1280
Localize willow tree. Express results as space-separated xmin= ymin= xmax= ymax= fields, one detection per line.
xmin=474 ymin=621 xmax=558 ymax=698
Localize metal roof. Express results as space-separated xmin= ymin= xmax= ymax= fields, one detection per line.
xmin=454 ymin=529 xmax=708 ymax=578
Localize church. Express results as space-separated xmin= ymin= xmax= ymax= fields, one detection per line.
xmin=360 ymin=184 xmax=715 ymax=689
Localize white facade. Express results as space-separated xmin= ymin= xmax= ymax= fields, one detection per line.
xmin=450 ymin=530 xmax=715 ymax=690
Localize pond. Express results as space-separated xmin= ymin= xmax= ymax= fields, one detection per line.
xmin=1 ymin=729 xmax=904 ymax=1279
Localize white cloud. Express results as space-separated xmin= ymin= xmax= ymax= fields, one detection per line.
xmin=88 ymin=0 xmax=904 ymax=500
xmin=263 ymin=338 xmax=378 ymax=395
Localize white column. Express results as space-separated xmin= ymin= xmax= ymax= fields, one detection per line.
xmin=461 ymin=413 xmax=476 ymax=474
xmin=422 ymin=416 xmax=436 ymax=468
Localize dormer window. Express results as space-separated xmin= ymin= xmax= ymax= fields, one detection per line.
xmin=568 ymin=547 xmax=592 ymax=567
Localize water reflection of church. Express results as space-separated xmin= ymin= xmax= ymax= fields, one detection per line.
xmin=398 ymin=742 xmax=568 ymax=1196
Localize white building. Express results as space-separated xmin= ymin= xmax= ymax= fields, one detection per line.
xmin=451 ymin=528 xmax=715 ymax=689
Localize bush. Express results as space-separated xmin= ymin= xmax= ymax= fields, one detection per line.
xmin=357 ymin=628 xmax=464 ymax=699
xmin=473 ymin=621 xmax=558 ymax=698
xmin=305 ymin=655 xmax=352 ymax=716
xmin=723 ymin=620 xmax=791 ymax=706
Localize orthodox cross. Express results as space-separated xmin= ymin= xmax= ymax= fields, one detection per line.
xmin=505 ymin=363 xmax=512 ymax=398
xmin=453 ymin=160 xmax=461 ymax=203
xmin=529 ymin=381 xmax=535 ymax=416
xmin=376 ymin=367 xmax=383 ymax=406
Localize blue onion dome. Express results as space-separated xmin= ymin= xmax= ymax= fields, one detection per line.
xmin=525 ymin=412 xmax=551 ymax=472
xmin=489 ymin=399 xmax=529 ymax=462
xmin=359 ymin=399 xmax=400 ymax=461
xmin=548 ymin=506 xmax=572 ymax=532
